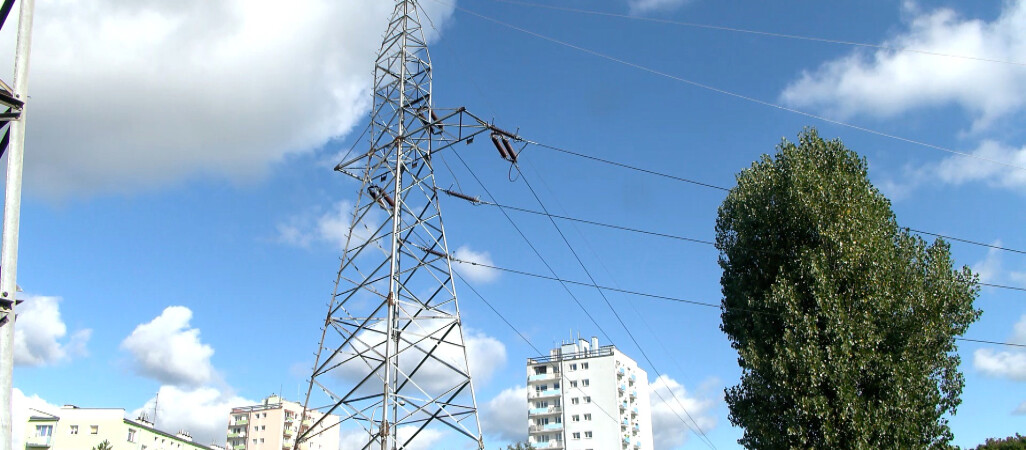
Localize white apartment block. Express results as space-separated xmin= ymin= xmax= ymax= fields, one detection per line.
xmin=23 ymin=405 xmax=215 ymax=450
xmin=226 ymin=395 xmax=338 ymax=450
xmin=527 ymin=337 xmax=654 ymax=450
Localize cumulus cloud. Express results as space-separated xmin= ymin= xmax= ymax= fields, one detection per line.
xmin=0 ymin=0 xmax=455 ymax=198
xmin=120 ymin=306 xmax=216 ymax=387
xmin=13 ymin=295 xmax=91 ymax=366
xmin=480 ymin=386 xmax=527 ymax=442
xmin=12 ymin=389 xmax=60 ymax=450
xmin=329 ymin=324 xmax=506 ymax=412
xmin=628 ymin=0 xmax=694 ymax=15
xmin=131 ymin=385 xmax=255 ymax=447
xmin=453 ymin=245 xmax=500 ymax=283
xmin=882 ymin=141 xmax=1026 ymax=197
xmin=780 ymin=1 xmax=1026 ymax=131
xmin=277 ymin=200 xmax=388 ymax=252
xmin=974 ymin=315 xmax=1026 ymax=381
xmin=649 ymin=375 xmax=717 ymax=450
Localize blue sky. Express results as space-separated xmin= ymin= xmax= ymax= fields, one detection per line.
xmin=7 ymin=0 xmax=1026 ymax=448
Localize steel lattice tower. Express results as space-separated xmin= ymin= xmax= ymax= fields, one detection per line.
xmin=296 ymin=1 xmax=516 ymax=449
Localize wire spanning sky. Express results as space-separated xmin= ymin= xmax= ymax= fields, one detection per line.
xmin=7 ymin=0 xmax=1026 ymax=448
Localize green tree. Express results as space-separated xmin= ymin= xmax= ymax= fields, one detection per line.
xmin=975 ymin=434 xmax=1026 ymax=449
xmin=92 ymin=439 xmax=113 ymax=450
xmin=715 ymin=129 xmax=980 ymax=449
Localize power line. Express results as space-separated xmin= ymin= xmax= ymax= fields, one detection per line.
xmin=442 ymin=1 xmax=1026 ymax=173
xmin=447 ymin=148 xmax=716 ymax=447
xmin=442 ymin=193 xmax=1026 ymax=295
xmin=517 ymin=140 xmax=1026 ymax=258
xmin=489 ymin=0 xmax=1026 ymax=67
xmin=450 ymin=257 xmax=1026 ymax=350
xmin=515 ymin=166 xmax=719 ymax=448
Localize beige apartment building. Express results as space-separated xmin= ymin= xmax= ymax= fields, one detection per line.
xmin=226 ymin=395 xmax=338 ymax=450
xmin=23 ymin=405 xmax=215 ymax=450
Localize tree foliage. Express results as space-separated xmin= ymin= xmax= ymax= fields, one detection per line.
xmin=92 ymin=439 xmax=113 ymax=450
xmin=974 ymin=434 xmax=1026 ymax=450
xmin=715 ymin=129 xmax=980 ymax=448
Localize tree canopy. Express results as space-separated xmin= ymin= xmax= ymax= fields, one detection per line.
xmin=716 ymin=129 xmax=980 ymax=448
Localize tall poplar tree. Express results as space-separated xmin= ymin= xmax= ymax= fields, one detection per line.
xmin=716 ymin=129 xmax=980 ymax=448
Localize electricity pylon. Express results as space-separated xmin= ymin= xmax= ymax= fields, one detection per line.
xmin=296 ymin=1 xmax=519 ymax=449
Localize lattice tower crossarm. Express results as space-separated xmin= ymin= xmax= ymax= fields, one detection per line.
xmin=296 ymin=1 xmax=500 ymax=449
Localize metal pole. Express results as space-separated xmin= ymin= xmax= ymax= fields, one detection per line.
xmin=0 ymin=0 xmax=35 ymax=449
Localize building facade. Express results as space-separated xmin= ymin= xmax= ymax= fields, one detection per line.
xmin=527 ymin=337 xmax=654 ymax=450
xmin=23 ymin=405 xmax=215 ymax=450
xmin=225 ymin=395 xmax=338 ymax=450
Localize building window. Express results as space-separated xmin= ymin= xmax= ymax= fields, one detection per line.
xmin=584 ymin=396 xmax=591 ymax=403
xmin=553 ymin=382 xmax=560 ymax=389
xmin=571 ymin=397 xmax=579 ymax=405
xmin=582 ymin=362 xmax=589 ymax=369
xmin=584 ymin=413 xmax=592 ymax=421
xmin=70 ymin=425 xmax=78 ymax=435
xmin=584 ymin=431 xmax=593 ymax=439
xmin=572 ymin=415 xmax=580 ymax=422
xmin=572 ymin=432 xmax=580 ymax=439
xmin=582 ymin=379 xmax=590 ymax=387
xmin=128 ymin=428 xmax=137 ymax=442
xmin=569 ymin=381 xmax=577 ymax=388
xmin=90 ymin=425 xmax=99 ymax=434
xmin=569 ymin=363 xmax=577 ymax=371
xmin=35 ymin=425 xmax=53 ymax=437
xmin=534 ymin=366 xmax=547 ymax=375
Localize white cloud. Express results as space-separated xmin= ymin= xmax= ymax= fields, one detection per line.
xmin=883 ymin=141 xmax=1026 ymax=197
xmin=628 ymin=0 xmax=693 ymax=15
xmin=339 ymin=426 xmax=444 ymax=450
xmin=333 ymin=325 xmax=506 ymax=401
xmin=649 ymin=375 xmax=717 ymax=450
xmin=480 ymin=386 xmax=527 ymax=442
xmin=974 ymin=315 xmax=1026 ymax=381
xmin=277 ymin=200 xmax=387 ymax=252
xmin=972 ymin=243 xmax=1004 ymax=284
xmin=0 ymin=0 xmax=455 ymax=198
xmin=120 ymin=306 xmax=216 ymax=387
xmin=13 ymin=295 xmax=91 ymax=366
xmin=780 ymin=1 xmax=1026 ymax=130
xmin=1016 ymin=400 xmax=1026 ymax=415
xmin=12 ymin=388 xmax=60 ymax=450
xmin=453 ymin=245 xmax=500 ymax=283
xmin=131 ymin=385 xmax=255 ymax=447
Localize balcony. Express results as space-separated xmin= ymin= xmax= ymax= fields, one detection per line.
xmin=25 ymin=436 xmax=52 ymax=448
xmin=232 ymin=418 xmax=249 ymax=426
xmin=617 ymin=367 xmax=625 ymax=377
xmin=629 ymin=374 xmax=636 ymax=384
xmin=528 ymin=423 xmax=563 ymax=434
xmin=618 ymin=384 xmax=626 ymax=392
xmin=619 ymin=402 xmax=627 ymax=411
xmin=283 ymin=427 xmax=294 ymax=437
xmin=539 ymin=441 xmax=564 ymax=449
xmin=631 ymin=407 xmax=639 ymax=416
xmin=529 ymin=405 xmax=562 ymax=416
xmin=528 ymin=372 xmax=558 ymax=382
xmin=228 ymin=431 xmax=246 ymax=439
xmin=621 ymin=418 xmax=628 ymax=429
xmin=623 ymin=436 xmax=631 ymax=445
xmin=233 ymin=444 xmax=246 ymax=450
xmin=634 ymin=440 xmax=641 ymax=448
xmin=632 ymin=424 xmax=640 ymax=434
xmin=630 ymin=390 xmax=637 ymax=399
xmin=529 ymin=389 xmax=561 ymax=399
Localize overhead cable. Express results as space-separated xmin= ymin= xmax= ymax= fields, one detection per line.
xmin=442 ymin=1 xmax=1026 ymax=173
xmin=490 ymin=0 xmax=1026 ymax=67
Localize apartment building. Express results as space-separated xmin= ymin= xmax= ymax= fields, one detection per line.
xmin=225 ymin=395 xmax=338 ymax=450
xmin=23 ymin=405 xmax=214 ymax=450
xmin=527 ymin=337 xmax=654 ymax=450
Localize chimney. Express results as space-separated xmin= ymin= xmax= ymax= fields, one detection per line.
xmin=591 ymin=336 xmax=599 ymax=353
